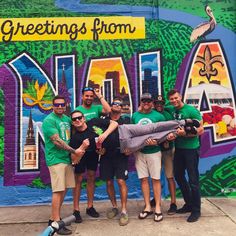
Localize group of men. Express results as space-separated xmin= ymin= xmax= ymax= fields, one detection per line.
xmin=42 ymin=86 xmax=204 ymax=235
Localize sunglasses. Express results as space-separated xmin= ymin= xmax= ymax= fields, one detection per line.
xmin=154 ymin=101 xmax=165 ymax=105
xmin=71 ymin=115 xmax=84 ymax=121
xmin=111 ymin=102 xmax=123 ymax=106
xmin=53 ymin=103 xmax=66 ymax=107
xmin=82 ymin=87 xmax=94 ymax=92
xmin=141 ymin=99 xmax=152 ymax=103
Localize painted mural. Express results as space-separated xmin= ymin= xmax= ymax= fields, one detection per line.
xmin=0 ymin=0 xmax=235 ymax=206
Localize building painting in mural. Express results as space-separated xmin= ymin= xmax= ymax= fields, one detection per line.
xmin=0 ymin=0 xmax=235 ymax=205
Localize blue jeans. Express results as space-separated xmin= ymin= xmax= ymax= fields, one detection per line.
xmin=174 ymin=148 xmax=201 ymax=213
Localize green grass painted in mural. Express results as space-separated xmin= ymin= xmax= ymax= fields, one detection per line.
xmin=175 ymin=156 xmax=236 ymax=198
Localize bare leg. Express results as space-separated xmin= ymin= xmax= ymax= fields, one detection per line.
xmin=51 ymin=191 xmax=65 ymax=221
xmin=73 ymin=174 xmax=83 ymax=211
xmin=87 ymin=170 xmax=96 ymax=208
xmin=141 ymin=177 xmax=151 ymax=212
xmin=152 ymin=179 xmax=161 ymax=213
xmin=106 ymin=179 xmax=117 ymax=208
xmin=117 ymin=179 xmax=128 ymax=213
xmin=167 ymin=177 xmax=176 ymax=204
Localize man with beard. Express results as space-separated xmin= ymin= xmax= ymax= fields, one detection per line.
xmin=75 ymin=87 xmax=111 ymax=121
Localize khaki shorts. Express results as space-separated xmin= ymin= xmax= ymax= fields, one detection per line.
xmin=134 ymin=151 xmax=162 ymax=180
xmin=48 ymin=163 xmax=75 ymax=192
xmin=162 ymin=148 xmax=174 ymax=179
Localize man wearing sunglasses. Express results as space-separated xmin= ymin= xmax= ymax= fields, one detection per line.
xmin=69 ymin=110 xmax=118 ymax=222
xmin=75 ymin=87 xmax=111 ymax=121
xmin=131 ymin=93 xmax=166 ymax=222
xmin=100 ymin=98 xmax=130 ymax=226
xmin=150 ymin=95 xmax=177 ymax=215
xmin=42 ymin=95 xmax=88 ymax=235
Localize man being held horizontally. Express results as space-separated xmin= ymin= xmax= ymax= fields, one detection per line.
xmin=42 ymin=95 xmax=88 ymax=235
xmin=168 ymin=89 xmax=204 ymax=222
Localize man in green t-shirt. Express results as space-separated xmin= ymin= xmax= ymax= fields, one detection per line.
xmin=74 ymin=87 xmax=111 ymax=218
xmin=132 ymin=93 xmax=166 ymax=222
xmin=75 ymin=87 xmax=111 ymax=121
xmin=167 ymin=89 xmax=204 ymax=223
xmin=42 ymin=95 xmax=88 ymax=235
xmin=149 ymin=95 xmax=177 ymax=215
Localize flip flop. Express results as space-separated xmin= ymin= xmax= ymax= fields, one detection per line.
xmin=138 ymin=210 xmax=153 ymax=219
xmin=154 ymin=212 xmax=163 ymax=222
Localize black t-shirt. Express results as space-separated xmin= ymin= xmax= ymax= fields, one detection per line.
xmin=69 ymin=118 xmax=119 ymax=158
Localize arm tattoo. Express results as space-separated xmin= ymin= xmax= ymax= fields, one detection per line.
xmin=50 ymin=134 xmax=75 ymax=154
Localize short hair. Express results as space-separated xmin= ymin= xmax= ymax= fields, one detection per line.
xmin=70 ymin=110 xmax=84 ymax=118
xmin=167 ymin=89 xmax=180 ymax=98
xmin=52 ymin=95 xmax=65 ymax=104
xmin=113 ymin=97 xmax=123 ymax=103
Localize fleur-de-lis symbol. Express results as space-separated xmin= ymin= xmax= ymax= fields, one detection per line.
xmin=195 ymin=45 xmax=224 ymax=82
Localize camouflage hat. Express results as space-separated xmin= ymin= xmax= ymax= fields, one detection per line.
xmin=155 ymin=95 xmax=165 ymax=104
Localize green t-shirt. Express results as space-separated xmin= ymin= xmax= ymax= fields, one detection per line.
xmin=160 ymin=108 xmax=174 ymax=151
xmin=42 ymin=112 xmax=71 ymax=166
xmin=132 ymin=110 xmax=166 ymax=154
xmin=75 ymin=104 xmax=103 ymax=121
xmin=168 ymin=104 xmax=202 ymax=149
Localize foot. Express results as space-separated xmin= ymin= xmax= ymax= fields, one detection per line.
xmin=106 ymin=207 xmax=119 ymax=219
xmin=154 ymin=212 xmax=163 ymax=222
xmin=73 ymin=210 xmax=82 ymax=223
xmin=86 ymin=206 xmax=100 ymax=218
xmin=150 ymin=198 xmax=156 ymax=207
xmin=185 ymin=119 xmax=200 ymax=128
xmin=187 ymin=212 xmax=201 ymax=222
xmin=167 ymin=203 xmax=177 ymax=215
xmin=176 ymin=204 xmax=192 ymax=214
xmin=57 ymin=226 xmax=72 ymax=235
xmin=119 ymin=212 xmax=129 ymax=226
xmin=138 ymin=210 xmax=153 ymax=219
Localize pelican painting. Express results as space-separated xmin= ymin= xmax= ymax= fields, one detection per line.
xmin=190 ymin=5 xmax=216 ymax=43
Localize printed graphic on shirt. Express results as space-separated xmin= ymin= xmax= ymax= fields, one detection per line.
xmin=138 ymin=118 xmax=153 ymax=125
xmin=59 ymin=122 xmax=70 ymax=141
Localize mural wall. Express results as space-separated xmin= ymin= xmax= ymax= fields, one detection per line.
xmin=0 ymin=0 xmax=235 ymax=206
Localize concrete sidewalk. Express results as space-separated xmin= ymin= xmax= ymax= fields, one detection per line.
xmin=0 ymin=198 xmax=235 ymax=236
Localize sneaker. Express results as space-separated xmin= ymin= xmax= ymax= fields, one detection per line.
xmin=150 ymin=198 xmax=156 ymax=207
xmin=48 ymin=219 xmax=53 ymax=226
xmin=73 ymin=210 xmax=82 ymax=223
xmin=185 ymin=119 xmax=200 ymax=128
xmin=107 ymin=207 xmax=119 ymax=219
xmin=57 ymin=226 xmax=72 ymax=235
xmin=176 ymin=204 xmax=192 ymax=214
xmin=167 ymin=203 xmax=177 ymax=215
xmin=187 ymin=212 xmax=201 ymax=222
xmin=119 ymin=212 xmax=129 ymax=226
xmin=86 ymin=206 xmax=100 ymax=218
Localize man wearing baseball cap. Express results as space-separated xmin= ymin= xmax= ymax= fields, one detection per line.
xmin=132 ymin=93 xmax=165 ymax=222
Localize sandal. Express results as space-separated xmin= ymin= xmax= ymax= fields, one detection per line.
xmin=154 ymin=212 xmax=163 ymax=222
xmin=138 ymin=210 xmax=153 ymax=219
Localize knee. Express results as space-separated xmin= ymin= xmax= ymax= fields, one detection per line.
xmin=117 ymin=179 xmax=126 ymax=187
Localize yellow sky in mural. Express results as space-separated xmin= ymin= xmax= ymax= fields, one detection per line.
xmin=190 ymin=44 xmax=229 ymax=87
xmin=89 ymin=59 xmax=128 ymax=91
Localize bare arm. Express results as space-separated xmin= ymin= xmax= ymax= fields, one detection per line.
xmin=50 ymin=133 xmax=76 ymax=153
xmin=97 ymin=120 xmax=118 ymax=143
xmin=94 ymin=88 xmax=111 ymax=114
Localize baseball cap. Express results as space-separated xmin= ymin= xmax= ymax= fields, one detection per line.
xmin=140 ymin=93 xmax=153 ymax=101
xmin=154 ymin=95 xmax=165 ymax=104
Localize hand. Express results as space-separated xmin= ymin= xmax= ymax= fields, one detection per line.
xmin=71 ymin=153 xmax=82 ymax=165
xmin=167 ymin=132 xmax=177 ymax=141
xmin=81 ymin=138 xmax=90 ymax=150
xmin=176 ymin=127 xmax=186 ymax=136
xmin=123 ymin=148 xmax=132 ymax=156
xmin=97 ymin=133 xmax=108 ymax=144
xmin=94 ymin=88 xmax=102 ymax=98
xmin=145 ymin=138 xmax=158 ymax=146
xmin=96 ymin=147 xmax=106 ymax=155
